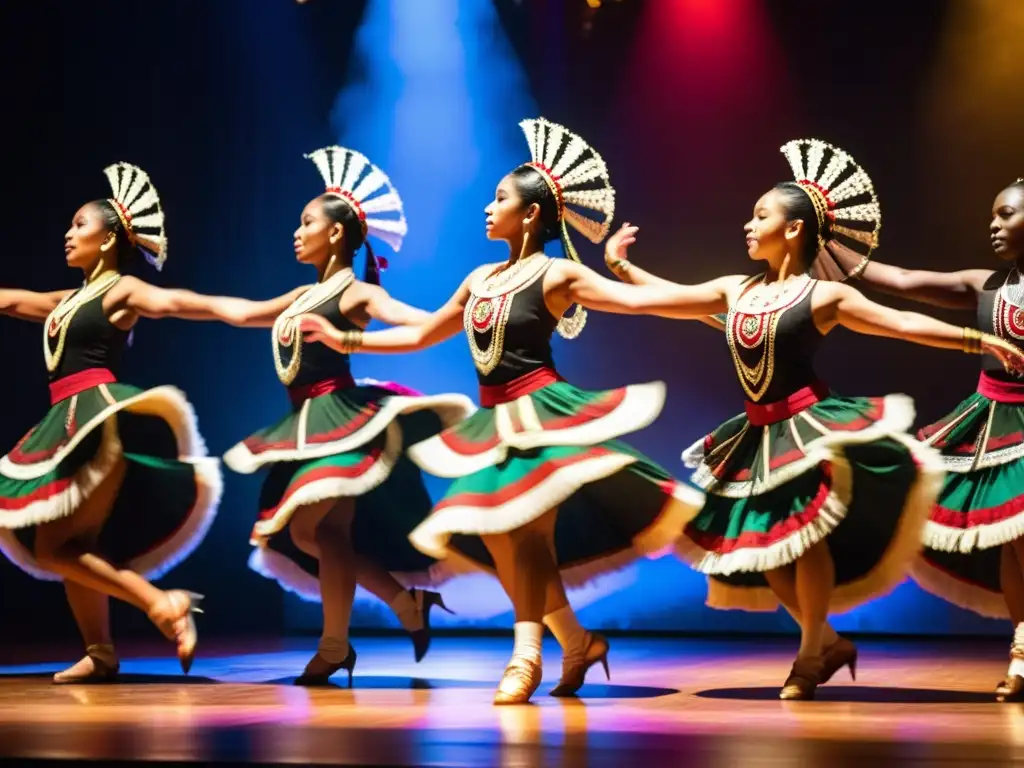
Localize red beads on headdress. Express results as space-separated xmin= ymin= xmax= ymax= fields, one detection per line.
xmin=798 ymin=178 xmax=834 ymax=205
xmin=110 ymin=198 xmax=137 ymax=242
xmin=325 ymin=187 xmax=367 ymax=224
xmin=525 ymin=161 xmax=565 ymax=215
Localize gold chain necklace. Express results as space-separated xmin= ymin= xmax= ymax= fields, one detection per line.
xmin=272 ymin=268 xmax=354 ymax=385
xmin=473 ymin=253 xmax=546 ymax=297
xmin=737 ymin=274 xmax=812 ymax=313
xmin=43 ymin=272 xmax=122 ymax=373
xmin=464 ymin=258 xmax=550 ymax=375
xmin=726 ymin=276 xmax=813 ymax=401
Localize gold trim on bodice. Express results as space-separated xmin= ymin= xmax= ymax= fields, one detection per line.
xmin=726 ymin=274 xmax=814 ymax=402
xmin=994 ymin=269 xmax=1024 ymax=344
xmin=272 ymin=268 xmax=354 ymax=385
xmin=464 ymin=255 xmax=552 ymax=376
xmin=43 ymin=272 xmax=123 ymax=374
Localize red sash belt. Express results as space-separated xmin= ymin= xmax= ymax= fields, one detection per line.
xmin=287 ymin=374 xmax=355 ymax=407
xmin=479 ymin=367 xmax=563 ymax=407
xmin=745 ymin=380 xmax=830 ymax=426
xmin=49 ymin=368 xmax=117 ymax=405
xmin=977 ymin=371 xmax=1024 ymax=404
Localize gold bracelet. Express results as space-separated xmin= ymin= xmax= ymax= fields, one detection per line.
xmin=962 ymin=327 xmax=983 ymax=354
xmin=610 ymin=259 xmax=630 ymax=274
xmin=340 ymin=329 xmax=364 ymax=353
xmin=846 ymin=256 xmax=869 ymax=280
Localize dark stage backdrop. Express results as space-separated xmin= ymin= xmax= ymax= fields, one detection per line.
xmin=2 ymin=0 xmax=1023 ymax=642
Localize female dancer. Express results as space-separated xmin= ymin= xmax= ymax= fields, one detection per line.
xmin=0 ymin=163 xmax=220 ymax=682
xmin=824 ymin=177 xmax=1024 ymax=701
xmin=222 ymin=146 xmax=476 ymax=686
xmin=300 ymin=118 xmax=705 ymax=704
xmin=598 ymin=139 xmax=1024 ymax=699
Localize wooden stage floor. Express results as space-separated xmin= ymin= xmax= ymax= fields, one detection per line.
xmin=1 ymin=636 xmax=1023 ymax=767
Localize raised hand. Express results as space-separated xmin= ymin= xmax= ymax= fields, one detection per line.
xmin=604 ymin=223 xmax=638 ymax=275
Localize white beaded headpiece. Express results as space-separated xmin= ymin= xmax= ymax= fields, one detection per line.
xmin=103 ymin=162 xmax=167 ymax=271
xmin=304 ymin=146 xmax=408 ymax=255
xmin=779 ymin=138 xmax=881 ymax=281
xmin=518 ymin=117 xmax=616 ymax=338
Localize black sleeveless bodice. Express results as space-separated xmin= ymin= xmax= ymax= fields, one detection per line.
xmin=725 ymin=276 xmax=823 ymax=403
xmin=978 ymin=268 xmax=1024 ymax=381
xmin=44 ymin=276 xmax=128 ymax=382
xmin=273 ymin=270 xmax=360 ymax=388
xmin=464 ymin=258 xmax=558 ymax=386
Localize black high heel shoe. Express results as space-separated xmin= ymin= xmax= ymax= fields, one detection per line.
xmin=408 ymin=589 xmax=455 ymax=663
xmin=820 ymin=636 xmax=858 ymax=684
xmin=294 ymin=644 xmax=358 ymax=688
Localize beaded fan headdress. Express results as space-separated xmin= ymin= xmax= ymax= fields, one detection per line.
xmin=304 ymin=146 xmax=408 ymax=272
xmin=779 ymin=138 xmax=881 ymax=281
xmin=103 ymin=162 xmax=167 ymax=271
xmin=518 ymin=117 xmax=616 ymax=339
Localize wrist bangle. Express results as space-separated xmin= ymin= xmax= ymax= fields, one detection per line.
xmin=610 ymin=259 xmax=630 ymax=273
xmin=962 ymin=327 xmax=983 ymax=354
xmin=340 ymin=329 xmax=363 ymax=353
xmin=846 ymin=257 xmax=869 ymax=281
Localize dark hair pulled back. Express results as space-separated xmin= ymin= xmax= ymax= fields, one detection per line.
xmin=771 ymin=182 xmax=825 ymax=264
xmin=90 ymin=199 xmax=140 ymax=273
xmin=319 ymin=193 xmax=380 ymax=284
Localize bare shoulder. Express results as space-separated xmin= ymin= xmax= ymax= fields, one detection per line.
xmin=809 ymin=280 xmax=868 ymax=313
xmin=115 ymin=274 xmax=144 ymax=288
xmin=546 ymin=257 xmax=578 ymax=278
xmin=346 ymin=279 xmax=381 ymax=300
xmin=968 ymin=268 xmax=1001 ymax=293
xmin=107 ymin=274 xmax=146 ymax=299
xmin=810 ymin=279 xmax=852 ymax=299
xmin=717 ymin=273 xmax=757 ymax=302
xmin=544 ymin=258 xmax=598 ymax=297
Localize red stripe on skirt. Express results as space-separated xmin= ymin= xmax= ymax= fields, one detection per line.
xmin=433 ymin=445 xmax=616 ymax=511
xmin=258 ymin=449 xmax=383 ymax=521
xmin=685 ymin=464 xmax=834 ymax=554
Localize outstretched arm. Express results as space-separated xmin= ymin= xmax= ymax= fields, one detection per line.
xmin=300 ymin=274 xmax=474 ymax=354
xmin=852 ymin=260 xmax=992 ymax=311
xmin=0 ymin=288 xmax=73 ymax=322
xmin=118 ymin=278 xmax=308 ymax=327
xmin=361 ymin=284 xmax=432 ymax=326
xmin=818 ymin=282 xmax=1024 ymax=371
xmin=557 ymin=260 xmax=740 ymax=320
xmin=604 ymin=223 xmax=730 ymax=330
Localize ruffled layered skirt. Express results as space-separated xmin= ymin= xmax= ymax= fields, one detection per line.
xmin=224 ymin=379 xmax=475 ymax=599
xmin=910 ymin=374 xmax=1024 ymax=619
xmin=677 ymin=385 xmax=943 ymax=613
xmin=0 ymin=373 xmax=221 ymax=581
xmin=405 ymin=373 xmax=702 ymax=587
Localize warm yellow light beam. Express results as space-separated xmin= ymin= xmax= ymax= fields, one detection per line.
xmin=921 ymin=0 xmax=1024 ymax=256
